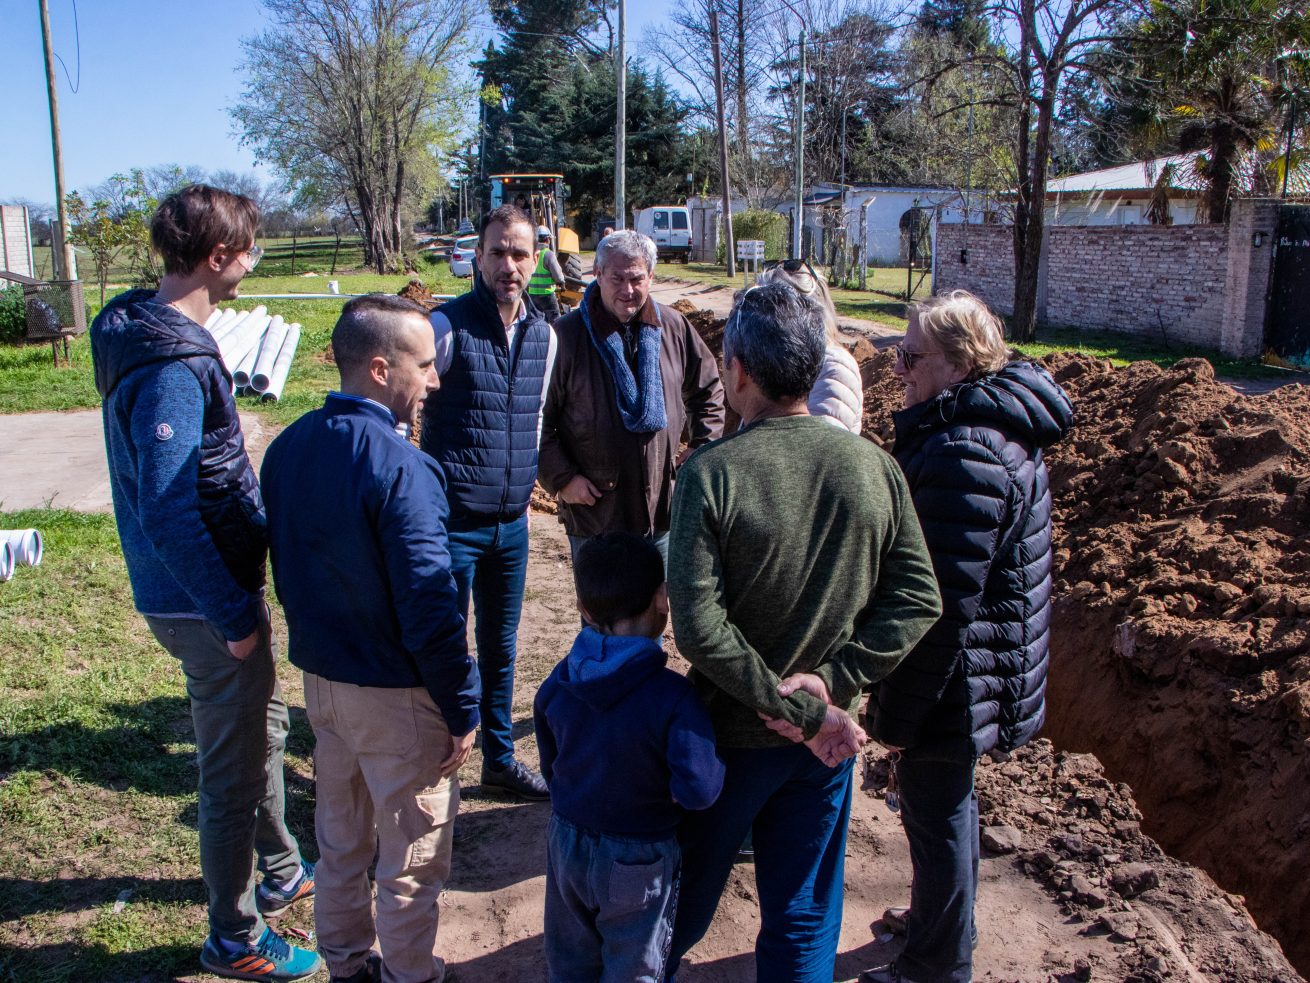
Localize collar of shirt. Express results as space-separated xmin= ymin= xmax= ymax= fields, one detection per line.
xmin=325 ymin=391 xmax=401 ymax=433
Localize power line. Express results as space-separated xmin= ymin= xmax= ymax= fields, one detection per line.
xmin=51 ymin=0 xmax=81 ymax=94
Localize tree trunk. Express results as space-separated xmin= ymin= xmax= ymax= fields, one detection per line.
xmin=1013 ymin=86 xmax=1056 ymax=343
xmin=1208 ymin=120 xmax=1239 ymax=224
xmin=735 ymin=0 xmax=749 ymax=163
xmin=1011 ymin=20 xmax=1035 ymax=341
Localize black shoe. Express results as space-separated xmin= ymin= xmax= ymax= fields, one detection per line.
xmin=481 ymin=759 xmax=549 ymax=800
xmin=331 ymin=952 xmax=381 ymax=983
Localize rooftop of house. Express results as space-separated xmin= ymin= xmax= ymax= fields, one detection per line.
xmin=1046 ymin=154 xmax=1206 ymax=195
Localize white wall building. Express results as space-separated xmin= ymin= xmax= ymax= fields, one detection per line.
xmin=1043 ymin=154 xmax=1206 ymax=226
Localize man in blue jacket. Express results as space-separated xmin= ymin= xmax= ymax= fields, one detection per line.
xmin=421 ymin=203 xmax=555 ymax=799
xmin=91 ymin=185 xmax=320 ymax=981
xmin=263 ymin=293 xmax=481 ymax=983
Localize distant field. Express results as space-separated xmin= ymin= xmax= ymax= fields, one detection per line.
xmin=29 ymin=235 xmax=431 ymax=282
xmin=0 ymin=269 xmax=465 ymax=418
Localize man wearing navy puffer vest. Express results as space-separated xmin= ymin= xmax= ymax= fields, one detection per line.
xmin=420 ymin=204 xmax=556 ymax=799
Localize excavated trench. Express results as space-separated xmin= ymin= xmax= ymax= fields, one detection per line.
xmin=675 ymin=301 xmax=1310 ymax=977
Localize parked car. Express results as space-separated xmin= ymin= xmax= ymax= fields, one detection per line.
xmin=450 ymin=235 xmax=478 ymax=277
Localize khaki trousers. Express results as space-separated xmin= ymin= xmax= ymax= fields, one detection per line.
xmin=305 ymin=673 xmax=460 ymax=983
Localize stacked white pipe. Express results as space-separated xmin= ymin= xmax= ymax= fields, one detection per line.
xmin=0 ymin=529 xmax=44 ymax=583
xmin=203 ymin=307 xmax=303 ymax=401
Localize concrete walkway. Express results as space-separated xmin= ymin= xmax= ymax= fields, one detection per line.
xmin=0 ymin=410 xmax=273 ymax=514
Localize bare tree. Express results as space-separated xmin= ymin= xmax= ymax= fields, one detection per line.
xmin=984 ymin=0 xmax=1144 ymax=341
xmin=231 ymin=0 xmax=475 ymax=272
xmin=643 ymin=0 xmax=772 ymax=200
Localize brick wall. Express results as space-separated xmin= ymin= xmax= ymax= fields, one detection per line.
xmin=934 ymin=224 xmax=1016 ymax=315
xmin=1044 ymin=225 xmax=1229 ymax=348
xmin=933 ymin=212 xmax=1281 ymax=356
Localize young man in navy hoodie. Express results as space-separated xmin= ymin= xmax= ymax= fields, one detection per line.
xmin=91 ymin=185 xmax=319 ymax=980
xmin=533 ymin=533 xmax=724 ymax=983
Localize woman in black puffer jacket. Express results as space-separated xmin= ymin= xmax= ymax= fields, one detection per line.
xmin=860 ymin=291 xmax=1073 ymax=983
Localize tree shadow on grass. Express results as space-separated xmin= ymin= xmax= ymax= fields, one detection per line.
xmin=0 ymin=696 xmax=197 ymax=799
xmin=0 ymin=875 xmax=204 ymax=922
xmin=0 ymin=939 xmax=199 ymax=983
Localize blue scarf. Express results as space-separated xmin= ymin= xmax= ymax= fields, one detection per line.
xmin=580 ymin=282 xmax=667 ymax=433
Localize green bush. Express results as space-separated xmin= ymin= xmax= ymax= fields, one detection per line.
xmin=717 ymin=209 xmax=788 ymax=264
xmin=0 ymin=285 xmax=26 ymax=345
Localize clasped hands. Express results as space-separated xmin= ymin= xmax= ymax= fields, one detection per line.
xmin=757 ymin=673 xmax=867 ymax=767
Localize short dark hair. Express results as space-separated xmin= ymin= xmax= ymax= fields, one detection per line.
xmin=723 ymin=281 xmax=826 ymax=402
xmin=480 ymin=204 xmax=534 ymax=245
xmin=331 ymin=294 xmax=430 ymax=375
xmin=575 ymin=533 xmax=665 ymax=629
xmin=151 ymin=185 xmax=260 ymax=276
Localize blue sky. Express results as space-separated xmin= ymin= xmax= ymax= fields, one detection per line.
xmin=1 ymin=0 xmax=676 ymax=204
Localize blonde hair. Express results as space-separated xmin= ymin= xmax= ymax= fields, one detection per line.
xmin=757 ymin=264 xmax=842 ymax=345
xmin=911 ymin=290 xmax=1010 ymax=379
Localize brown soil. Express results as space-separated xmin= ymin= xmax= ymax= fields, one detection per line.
xmin=436 ymin=518 xmax=1300 ymax=981
xmin=669 ymin=299 xmax=1308 ymax=977
xmin=857 ymin=351 xmax=1310 ymax=977
xmin=398 ymin=277 xmax=444 ymax=311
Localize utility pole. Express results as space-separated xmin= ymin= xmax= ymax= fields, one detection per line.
xmin=793 ymin=29 xmax=806 ymax=258
xmin=614 ymin=0 xmax=627 ymax=229
xmin=710 ymin=8 xmax=736 ymax=276
xmin=39 ymin=0 xmax=76 ymax=281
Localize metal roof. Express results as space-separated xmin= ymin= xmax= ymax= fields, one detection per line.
xmin=1046 ymin=154 xmax=1206 ymax=194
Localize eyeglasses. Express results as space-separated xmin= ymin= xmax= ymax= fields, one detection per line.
xmin=778 ymin=257 xmax=820 ymax=281
xmin=239 ymin=244 xmax=264 ymax=272
xmin=893 ymin=343 xmax=942 ymax=371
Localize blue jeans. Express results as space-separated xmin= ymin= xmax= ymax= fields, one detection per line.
xmin=145 ymin=613 xmax=303 ymax=944
xmin=545 ymin=815 xmax=680 ymax=983
xmin=895 ymin=750 xmax=979 ymax=983
xmin=669 ymin=744 xmax=853 ymax=983
xmin=446 ymin=513 xmax=529 ymax=770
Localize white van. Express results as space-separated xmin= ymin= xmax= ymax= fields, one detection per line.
xmin=633 ymin=206 xmax=691 ymax=261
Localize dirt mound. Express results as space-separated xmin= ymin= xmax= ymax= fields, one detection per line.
xmin=398 ymin=277 xmax=442 ymax=311
xmin=955 ymin=739 xmax=1299 ymax=981
xmin=860 ymin=352 xmax=1310 ymax=975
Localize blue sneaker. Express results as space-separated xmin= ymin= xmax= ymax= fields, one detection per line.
xmin=258 ymin=860 xmax=316 ymax=916
xmin=200 ymin=926 xmax=323 ymax=980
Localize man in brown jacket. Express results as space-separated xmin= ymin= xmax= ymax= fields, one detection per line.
xmin=538 ymin=230 xmax=724 ymax=565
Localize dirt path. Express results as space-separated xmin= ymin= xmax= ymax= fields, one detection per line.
xmin=649 ymin=276 xmax=904 ymax=344
xmin=439 ymin=516 xmax=1301 ymax=982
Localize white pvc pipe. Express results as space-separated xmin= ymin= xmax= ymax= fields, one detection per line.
xmin=220 ymin=313 xmax=272 ymax=376
xmin=210 ymin=307 xmax=256 ymax=347
xmin=251 ymin=317 xmax=290 ymax=392
xmin=0 ymin=541 xmax=14 ymax=583
xmin=232 ymin=324 xmax=267 ymax=388
xmin=0 ymin=529 xmax=43 ymax=566
xmin=206 ymin=307 xmax=240 ymax=340
xmin=259 ymin=324 xmax=301 ymax=403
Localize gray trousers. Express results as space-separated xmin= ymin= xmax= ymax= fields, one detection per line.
xmin=146 ymin=613 xmax=303 ymax=943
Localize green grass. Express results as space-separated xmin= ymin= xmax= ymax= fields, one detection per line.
xmin=1012 ymin=326 xmax=1292 ymax=379
xmin=0 ymin=509 xmax=317 ymax=982
xmin=0 ymin=267 xmax=469 ymax=418
xmin=655 ymin=261 xmax=927 ymax=329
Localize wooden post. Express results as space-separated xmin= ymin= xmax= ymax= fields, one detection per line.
xmin=290 ymin=233 xmax=297 ymax=275
xmin=615 ymin=0 xmax=627 ymax=229
xmin=39 ymin=0 xmax=76 ymax=280
xmin=331 ymin=233 xmax=342 ymax=274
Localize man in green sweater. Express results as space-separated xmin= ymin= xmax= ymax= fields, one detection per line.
xmin=665 ymin=281 xmax=942 ymax=983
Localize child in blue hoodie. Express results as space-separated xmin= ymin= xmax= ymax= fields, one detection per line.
xmin=534 ymin=532 xmax=724 ymax=983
